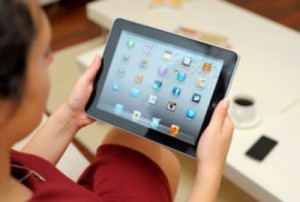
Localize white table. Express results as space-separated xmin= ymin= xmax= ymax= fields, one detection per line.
xmin=77 ymin=0 xmax=300 ymax=201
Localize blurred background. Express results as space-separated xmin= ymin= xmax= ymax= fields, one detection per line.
xmin=41 ymin=0 xmax=300 ymax=51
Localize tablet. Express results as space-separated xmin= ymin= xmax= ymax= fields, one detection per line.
xmin=86 ymin=18 xmax=239 ymax=157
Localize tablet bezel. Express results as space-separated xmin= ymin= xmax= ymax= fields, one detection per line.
xmin=86 ymin=18 xmax=239 ymax=157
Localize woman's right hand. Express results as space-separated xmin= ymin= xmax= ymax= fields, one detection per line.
xmin=196 ymin=99 xmax=234 ymax=173
xmin=188 ymin=99 xmax=234 ymax=202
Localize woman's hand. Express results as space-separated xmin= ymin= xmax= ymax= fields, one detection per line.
xmin=64 ymin=55 xmax=101 ymax=129
xmin=22 ymin=56 xmax=101 ymax=164
xmin=188 ymin=99 xmax=234 ymax=202
xmin=197 ymin=98 xmax=234 ymax=173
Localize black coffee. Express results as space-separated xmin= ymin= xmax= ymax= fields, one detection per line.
xmin=234 ymin=98 xmax=254 ymax=106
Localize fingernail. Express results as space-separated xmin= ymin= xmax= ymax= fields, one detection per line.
xmin=222 ymin=98 xmax=230 ymax=109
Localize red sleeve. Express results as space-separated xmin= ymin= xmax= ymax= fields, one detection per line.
xmin=10 ymin=150 xmax=102 ymax=202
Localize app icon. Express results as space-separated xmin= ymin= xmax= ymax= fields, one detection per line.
xmin=151 ymin=117 xmax=161 ymax=128
xmin=130 ymin=88 xmax=139 ymax=98
xmin=158 ymin=66 xmax=168 ymax=76
xmin=112 ymin=82 xmax=121 ymax=92
xmin=163 ymin=51 xmax=172 ymax=60
xmin=144 ymin=45 xmax=153 ymax=55
xmin=116 ymin=67 xmax=126 ymax=77
xmin=172 ymin=87 xmax=182 ymax=96
xmin=132 ymin=110 xmax=141 ymax=121
xmin=122 ymin=54 xmax=130 ymax=63
xmin=167 ymin=101 xmax=177 ymax=112
xmin=203 ymin=63 xmax=212 ymax=72
xmin=139 ymin=59 xmax=149 ymax=69
xmin=114 ymin=104 xmax=123 ymax=115
xmin=153 ymin=80 xmax=163 ymax=90
xmin=148 ymin=94 xmax=158 ymax=105
xmin=170 ymin=124 xmax=180 ymax=136
xmin=182 ymin=57 xmax=192 ymax=66
xmin=196 ymin=77 xmax=207 ymax=88
xmin=126 ymin=40 xmax=135 ymax=49
xmin=186 ymin=109 xmax=196 ymax=119
xmin=192 ymin=93 xmax=201 ymax=103
xmin=135 ymin=73 xmax=143 ymax=83
xmin=177 ymin=72 xmax=187 ymax=81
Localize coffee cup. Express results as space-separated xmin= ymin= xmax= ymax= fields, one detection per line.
xmin=229 ymin=94 xmax=261 ymax=128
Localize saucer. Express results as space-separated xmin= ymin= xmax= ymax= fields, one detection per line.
xmin=232 ymin=113 xmax=262 ymax=129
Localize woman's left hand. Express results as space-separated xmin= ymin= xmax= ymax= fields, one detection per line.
xmin=65 ymin=55 xmax=101 ymax=129
xmin=22 ymin=56 xmax=101 ymax=164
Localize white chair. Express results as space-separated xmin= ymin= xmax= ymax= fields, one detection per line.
xmin=12 ymin=114 xmax=90 ymax=181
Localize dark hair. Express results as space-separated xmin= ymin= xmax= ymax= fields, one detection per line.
xmin=0 ymin=0 xmax=35 ymax=101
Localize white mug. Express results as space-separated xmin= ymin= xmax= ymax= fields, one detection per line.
xmin=229 ymin=94 xmax=261 ymax=128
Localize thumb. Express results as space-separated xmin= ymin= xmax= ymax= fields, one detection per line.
xmin=209 ymin=99 xmax=230 ymax=130
xmin=84 ymin=55 xmax=102 ymax=82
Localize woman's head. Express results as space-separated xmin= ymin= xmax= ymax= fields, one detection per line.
xmin=0 ymin=0 xmax=53 ymax=144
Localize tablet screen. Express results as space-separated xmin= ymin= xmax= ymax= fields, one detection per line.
xmin=96 ymin=30 xmax=224 ymax=145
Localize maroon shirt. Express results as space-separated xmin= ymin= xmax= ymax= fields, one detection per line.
xmin=11 ymin=145 xmax=172 ymax=202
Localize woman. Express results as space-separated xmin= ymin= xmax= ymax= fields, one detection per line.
xmin=0 ymin=0 xmax=234 ymax=201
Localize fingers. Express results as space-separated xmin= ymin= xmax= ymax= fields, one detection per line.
xmin=83 ymin=55 xmax=102 ymax=82
xmin=208 ymin=99 xmax=230 ymax=130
